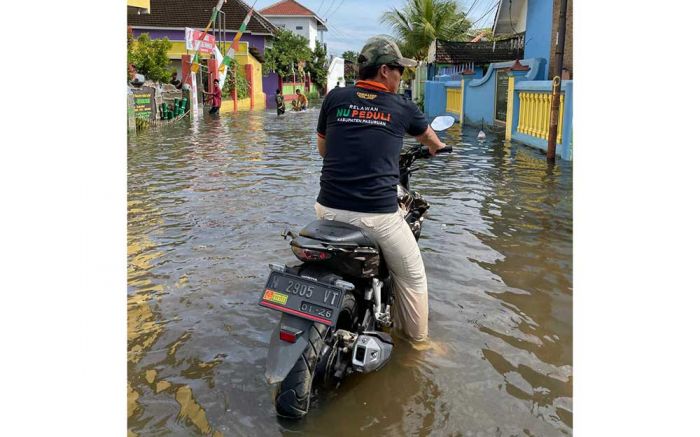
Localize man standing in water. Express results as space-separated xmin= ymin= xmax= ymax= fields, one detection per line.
xmin=275 ymin=89 xmax=285 ymax=116
xmin=203 ymin=78 xmax=222 ymax=115
xmin=314 ymin=36 xmax=447 ymax=343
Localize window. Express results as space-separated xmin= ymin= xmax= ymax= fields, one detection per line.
xmin=296 ymin=26 xmax=303 ymax=30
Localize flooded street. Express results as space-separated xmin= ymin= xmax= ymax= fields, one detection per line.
xmin=128 ymin=106 xmax=572 ymax=436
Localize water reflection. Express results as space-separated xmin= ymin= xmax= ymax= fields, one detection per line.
xmin=128 ymin=107 xmax=572 ymax=436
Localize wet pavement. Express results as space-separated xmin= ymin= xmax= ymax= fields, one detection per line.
xmin=128 ymin=105 xmax=572 ymax=436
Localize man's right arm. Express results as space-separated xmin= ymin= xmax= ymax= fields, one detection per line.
xmin=414 ymin=127 xmax=447 ymax=156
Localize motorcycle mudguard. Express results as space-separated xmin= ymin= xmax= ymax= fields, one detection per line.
xmin=265 ymin=313 xmax=316 ymax=384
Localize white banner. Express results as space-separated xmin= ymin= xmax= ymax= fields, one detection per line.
xmin=190 ymin=72 xmax=199 ymax=118
xmin=213 ymin=45 xmax=228 ymax=86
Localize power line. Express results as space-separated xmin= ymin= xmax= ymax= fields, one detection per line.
xmin=465 ymin=0 xmax=483 ymax=18
xmin=325 ymin=20 xmax=351 ymax=39
xmin=321 ymin=0 xmax=337 ymax=17
xmin=326 ymin=0 xmax=345 ymax=20
xmin=470 ymin=0 xmax=500 ymax=27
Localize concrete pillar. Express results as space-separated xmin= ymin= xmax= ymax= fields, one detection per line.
xmin=181 ymin=54 xmax=192 ymax=86
xmin=207 ymin=57 xmax=219 ymax=96
xmin=232 ymin=64 xmax=238 ymax=113
xmin=460 ymin=69 xmax=477 ymax=123
xmin=245 ymin=63 xmax=254 ymax=109
xmin=505 ymin=60 xmax=530 ymax=141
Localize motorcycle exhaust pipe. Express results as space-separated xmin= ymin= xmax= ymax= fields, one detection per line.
xmin=351 ymin=331 xmax=393 ymax=373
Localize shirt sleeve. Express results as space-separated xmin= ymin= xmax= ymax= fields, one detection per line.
xmin=316 ymin=93 xmax=329 ymax=137
xmin=405 ymin=99 xmax=429 ymax=136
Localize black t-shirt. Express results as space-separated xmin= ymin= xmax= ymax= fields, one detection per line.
xmin=316 ymin=81 xmax=429 ymax=213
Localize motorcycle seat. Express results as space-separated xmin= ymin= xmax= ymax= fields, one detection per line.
xmin=299 ymin=220 xmax=378 ymax=249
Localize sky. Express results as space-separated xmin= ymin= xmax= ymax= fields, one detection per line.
xmin=253 ymin=0 xmax=502 ymax=57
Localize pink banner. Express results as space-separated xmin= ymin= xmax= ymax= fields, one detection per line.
xmin=185 ymin=28 xmax=216 ymax=54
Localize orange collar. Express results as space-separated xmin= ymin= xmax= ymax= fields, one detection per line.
xmin=355 ymin=80 xmax=390 ymax=92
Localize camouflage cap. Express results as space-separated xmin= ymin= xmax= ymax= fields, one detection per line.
xmin=357 ymin=36 xmax=418 ymax=69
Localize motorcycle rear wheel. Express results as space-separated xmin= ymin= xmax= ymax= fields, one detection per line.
xmin=274 ymin=292 xmax=357 ymax=418
xmin=274 ymin=322 xmax=327 ymax=419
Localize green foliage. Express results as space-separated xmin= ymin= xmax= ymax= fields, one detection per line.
xmin=341 ymin=51 xmax=358 ymax=63
xmin=222 ymin=58 xmax=250 ymax=99
xmin=307 ymin=40 xmax=328 ymax=91
xmin=127 ymin=30 xmax=135 ymax=81
xmin=263 ymin=30 xmax=313 ymax=78
xmin=131 ymin=33 xmax=174 ymax=83
xmin=342 ymin=50 xmax=358 ymax=80
xmin=381 ymin=0 xmax=472 ymax=60
xmin=307 ymin=89 xmax=320 ymax=100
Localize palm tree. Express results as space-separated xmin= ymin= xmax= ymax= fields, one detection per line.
xmin=381 ymin=0 xmax=473 ymax=60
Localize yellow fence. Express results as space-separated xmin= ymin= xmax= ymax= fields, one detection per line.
xmin=446 ymin=87 xmax=462 ymax=117
xmin=516 ymin=92 xmax=564 ymax=143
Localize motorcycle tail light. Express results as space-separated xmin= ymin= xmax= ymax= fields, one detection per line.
xmin=279 ymin=329 xmax=298 ymax=343
xmin=292 ymin=246 xmax=332 ymax=261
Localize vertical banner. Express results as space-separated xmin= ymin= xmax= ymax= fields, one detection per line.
xmin=190 ymin=72 xmax=199 ymax=118
xmin=213 ymin=46 xmax=228 ymax=85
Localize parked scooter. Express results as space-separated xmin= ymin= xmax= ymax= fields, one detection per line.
xmin=259 ymin=116 xmax=455 ymax=418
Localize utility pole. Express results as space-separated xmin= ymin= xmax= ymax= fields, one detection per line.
xmin=546 ymin=0 xmax=569 ymax=162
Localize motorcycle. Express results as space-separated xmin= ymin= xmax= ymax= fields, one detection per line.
xmin=259 ymin=115 xmax=455 ymax=418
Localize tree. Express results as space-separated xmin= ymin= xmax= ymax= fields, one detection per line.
xmin=381 ymin=0 xmax=472 ymax=60
xmin=341 ymin=51 xmax=359 ymax=80
xmin=263 ymin=30 xmax=313 ymax=79
xmin=341 ymin=50 xmax=358 ymax=63
xmin=222 ymin=58 xmax=250 ymax=99
xmin=127 ymin=29 xmax=136 ymax=81
xmin=307 ymin=40 xmax=328 ymax=90
xmin=130 ymin=33 xmax=173 ymax=83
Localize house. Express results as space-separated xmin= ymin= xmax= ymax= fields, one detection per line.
xmin=128 ymin=0 xmax=279 ymax=110
xmin=492 ymin=0 xmax=573 ymax=79
xmin=128 ymin=0 xmax=277 ymax=76
xmin=259 ymin=0 xmax=327 ymax=50
xmin=422 ymin=0 xmax=574 ymax=160
xmin=426 ymin=37 xmax=524 ymax=79
xmin=127 ymin=0 xmax=150 ymax=15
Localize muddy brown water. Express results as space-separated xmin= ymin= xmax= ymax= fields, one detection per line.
xmin=128 ymin=106 xmax=572 ymax=436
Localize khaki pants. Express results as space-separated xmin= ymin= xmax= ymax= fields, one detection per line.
xmin=314 ymin=202 xmax=429 ymax=341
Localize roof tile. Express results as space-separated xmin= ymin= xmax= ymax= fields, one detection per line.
xmin=259 ymin=0 xmax=317 ymax=16
xmin=128 ymin=0 xmax=278 ymax=35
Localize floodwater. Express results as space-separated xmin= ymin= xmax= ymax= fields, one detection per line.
xmin=128 ymin=105 xmax=572 ymax=436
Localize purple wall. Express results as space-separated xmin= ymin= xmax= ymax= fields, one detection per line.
xmin=131 ymin=28 xmax=267 ymax=53
xmin=262 ymin=73 xmax=279 ymax=109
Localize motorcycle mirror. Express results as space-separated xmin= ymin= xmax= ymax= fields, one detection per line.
xmin=430 ymin=116 xmax=455 ymax=132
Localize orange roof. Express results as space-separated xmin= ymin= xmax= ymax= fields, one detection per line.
xmin=470 ymin=32 xmax=485 ymax=42
xmin=259 ymin=0 xmax=317 ymax=16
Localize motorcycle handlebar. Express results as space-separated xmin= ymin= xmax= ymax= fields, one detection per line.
xmin=418 ymin=145 xmax=453 ymax=157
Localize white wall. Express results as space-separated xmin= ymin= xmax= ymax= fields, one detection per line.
xmin=264 ymin=16 xmax=318 ymax=50
xmin=326 ymin=57 xmax=345 ymax=94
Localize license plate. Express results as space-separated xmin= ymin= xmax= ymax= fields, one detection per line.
xmin=259 ymin=271 xmax=345 ymax=326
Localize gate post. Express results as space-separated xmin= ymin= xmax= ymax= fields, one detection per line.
xmin=505 ymin=60 xmax=530 ymax=141
xmin=245 ymin=63 xmax=254 ymax=110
